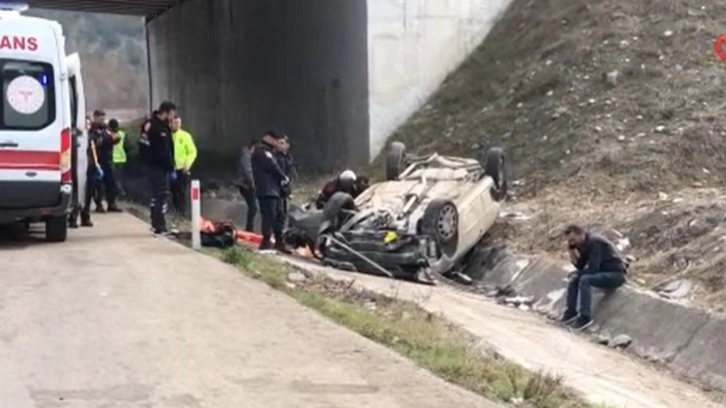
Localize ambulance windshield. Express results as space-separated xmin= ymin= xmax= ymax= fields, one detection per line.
xmin=0 ymin=59 xmax=55 ymax=130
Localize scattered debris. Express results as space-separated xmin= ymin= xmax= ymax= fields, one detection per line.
xmin=287 ymin=271 xmax=307 ymax=283
xmin=655 ymin=279 xmax=693 ymax=300
xmin=487 ymin=285 xmax=517 ymax=298
xmin=501 ymin=296 xmax=535 ymax=308
xmin=609 ymin=334 xmax=633 ymax=349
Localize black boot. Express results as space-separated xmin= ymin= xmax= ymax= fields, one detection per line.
xmin=80 ymin=213 xmax=93 ymax=227
xmin=107 ymin=203 xmax=123 ymax=213
xmin=68 ymin=211 xmax=79 ymax=229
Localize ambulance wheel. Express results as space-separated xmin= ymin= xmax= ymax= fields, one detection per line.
xmin=46 ymin=216 xmax=68 ymax=243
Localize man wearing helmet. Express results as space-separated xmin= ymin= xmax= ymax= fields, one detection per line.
xmin=315 ymin=170 xmax=366 ymax=209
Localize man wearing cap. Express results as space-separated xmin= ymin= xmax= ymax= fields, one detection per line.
xmin=251 ymin=129 xmax=291 ymax=252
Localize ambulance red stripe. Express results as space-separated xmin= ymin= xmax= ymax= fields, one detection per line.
xmin=0 ymin=150 xmax=59 ymax=170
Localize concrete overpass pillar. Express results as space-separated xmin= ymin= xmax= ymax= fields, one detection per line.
xmin=147 ymin=0 xmax=370 ymax=173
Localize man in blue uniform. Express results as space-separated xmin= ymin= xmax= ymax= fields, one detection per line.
xmin=251 ymin=129 xmax=290 ymax=252
xmin=140 ymin=102 xmax=177 ymax=235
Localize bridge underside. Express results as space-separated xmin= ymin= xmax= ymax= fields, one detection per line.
xmin=27 ymin=0 xmax=180 ymax=18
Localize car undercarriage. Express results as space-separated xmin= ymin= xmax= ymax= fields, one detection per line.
xmin=283 ymin=143 xmax=508 ymax=285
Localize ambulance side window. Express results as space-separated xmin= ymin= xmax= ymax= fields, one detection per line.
xmin=69 ymin=76 xmax=77 ymax=128
xmin=0 ymin=59 xmax=56 ymax=130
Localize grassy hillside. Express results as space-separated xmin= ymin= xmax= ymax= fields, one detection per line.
xmin=27 ymin=9 xmax=147 ymax=110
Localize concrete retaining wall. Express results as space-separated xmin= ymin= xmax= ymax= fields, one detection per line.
xmin=466 ymin=247 xmax=726 ymax=393
xmin=367 ymin=0 xmax=513 ymax=158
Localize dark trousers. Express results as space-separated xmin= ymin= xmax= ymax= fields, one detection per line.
xmin=239 ymin=186 xmax=258 ymax=232
xmin=113 ymin=163 xmax=126 ymax=197
xmin=147 ymin=166 xmax=170 ymax=232
xmin=94 ymin=164 xmax=117 ymax=207
xmin=279 ymin=196 xmax=288 ymax=229
xmin=171 ymin=170 xmax=189 ymax=213
xmin=566 ymin=271 xmax=626 ymax=318
xmin=258 ymin=196 xmax=284 ymax=244
xmin=80 ymin=168 xmax=98 ymax=220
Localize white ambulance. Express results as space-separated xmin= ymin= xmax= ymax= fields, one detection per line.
xmin=0 ymin=3 xmax=87 ymax=242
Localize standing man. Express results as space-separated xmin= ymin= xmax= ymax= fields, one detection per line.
xmin=560 ymin=225 xmax=627 ymax=331
xmin=79 ymin=110 xmax=112 ymax=226
xmin=251 ymin=129 xmax=290 ymax=252
xmin=237 ymin=140 xmax=258 ymax=232
xmin=170 ymin=116 xmax=198 ymax=214
xmin=141 ymin=101 xmax=177 ymax=235
xmin=109 ymin=118 xmax=128 ymax=198
xmin=89 ymin=110 xmax=122 ymax=213
xmin=275 ymin=135 xmax=293 ymax=223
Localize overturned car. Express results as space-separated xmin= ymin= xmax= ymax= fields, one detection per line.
xmin=284 ymin=142 xmax=508 ymax=284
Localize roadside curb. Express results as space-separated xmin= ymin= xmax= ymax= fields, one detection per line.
xmin=465 ymin=246 xmax=726 ymax=394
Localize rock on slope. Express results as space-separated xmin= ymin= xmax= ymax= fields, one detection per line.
xmin=383 ymin=0 xmax=726 ymax=308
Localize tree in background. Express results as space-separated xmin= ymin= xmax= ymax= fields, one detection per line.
xmin=28 ymin=9 xmax=148 ymax=110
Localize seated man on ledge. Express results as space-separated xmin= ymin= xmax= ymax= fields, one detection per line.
xmin=561 ymin=224 xmax=627 ymax=331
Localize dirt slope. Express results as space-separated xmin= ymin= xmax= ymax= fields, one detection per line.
xmin=388 ymin=0 xmax=726 ymax=197
xmin=382 ymin=0 xmax=726 ymax=307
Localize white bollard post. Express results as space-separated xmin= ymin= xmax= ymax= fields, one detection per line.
xmin=190 ymin=179 xmax=201 ymax=249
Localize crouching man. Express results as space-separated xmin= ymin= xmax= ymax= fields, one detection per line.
xmin=561 ymin=224 xmax=627 ymax=331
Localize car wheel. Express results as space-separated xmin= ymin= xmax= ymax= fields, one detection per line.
xmin=385 ymin=141 xmax=407 ymax=181
xmin=319 ymin=192 xmax=357 ymax=235
xmin=45 ymin=216 xmax=68 ymax=243
xmin=482 ymin=147 xmax=508 ymax=201
xmin=421 ymin=199 xmax=459 ymax=257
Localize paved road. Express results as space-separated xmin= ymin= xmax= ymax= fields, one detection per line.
xmin=283 ymin=258 xmax=724 ymax=408
xmin=0 ymin=215 xmax=500 ymax=408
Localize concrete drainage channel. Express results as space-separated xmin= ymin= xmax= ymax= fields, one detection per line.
xmin=461 ymin=244 xmax=726 ymax=395
xmin=122 ymin=178 xmax=726 ymax=397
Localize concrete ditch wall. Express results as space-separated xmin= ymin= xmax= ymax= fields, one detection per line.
xmin=466 ymin=247 xmax=726 ymax=393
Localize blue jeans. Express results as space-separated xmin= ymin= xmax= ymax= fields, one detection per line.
xmin=566 ymin=271 xmax=626 ymax=318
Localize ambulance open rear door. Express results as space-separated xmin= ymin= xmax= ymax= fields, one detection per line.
xmin=65 ymin=52 xmax=87 ymax=207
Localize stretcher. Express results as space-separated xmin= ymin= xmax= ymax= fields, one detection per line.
xmin=198 ymin=216 xmax=263 ymax=245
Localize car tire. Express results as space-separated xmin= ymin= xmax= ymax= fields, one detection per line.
xmin=421 ymin=199 xmax=459 ymax=257
xmin=319 ymin=192 xmax=357 ymax=235
xmin=385 ymin=141 xmax=407 ymax=181
xmin=482 ymin=147 xmax=508 ymax=201
xmin=45 ymin=216 xmax=68 ymax=243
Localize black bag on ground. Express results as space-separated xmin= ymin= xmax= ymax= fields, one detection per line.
xmin=200 ymin=221 xmax=236 ymax=248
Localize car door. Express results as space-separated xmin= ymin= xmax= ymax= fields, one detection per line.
xmin=65 ymin=52 xmax=87 ymax=207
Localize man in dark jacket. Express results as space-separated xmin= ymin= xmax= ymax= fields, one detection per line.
xmin=561 ymin=224 xmax=627 ymax=330
xmin=141 ymin=101 xmax=177 ymax=235
xmin=251 ymin=129 xmax=290 ymax=252
xmin=275 ymin=135 xmax=293 ymax=216
xmin=79 ymin=110 xmax=118 ymax=225
xmin=237 ymin=140 xmax=258 ymax=232
xmin=92 ymin=110 xmax=122 ymax=213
